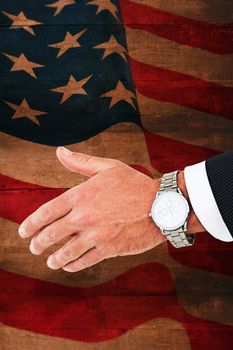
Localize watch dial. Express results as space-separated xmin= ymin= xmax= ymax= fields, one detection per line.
xmin=151 ymin=191 xmax=189 ymax=230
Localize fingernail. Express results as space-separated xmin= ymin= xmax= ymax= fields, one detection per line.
xmin=47 ymin=256 xmax=56 ymax=269
xmin=18 ymin=226 xmax=28 ymax=238
xmin=63 ymin=266 xmax=72 ymax=272
xmin=29 ymin=241 xmax=39 ymax=255
xmin=59 ymin=146 xmax=72 ymax=155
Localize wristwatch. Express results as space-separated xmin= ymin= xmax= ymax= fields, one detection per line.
xmin=149 ymin=170 xmax=195 ymax=248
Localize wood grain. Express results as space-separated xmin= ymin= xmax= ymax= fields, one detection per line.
xmin=137 ymin=91 xmax=233 ymax=152
xmin=129 ymin=0 xmax=233 ymax=23
xmin=1 ymin=0 xmax=233 ymax=348
xmin=0 ymin=319 xmax=191 ymax=350
xmin=0 ymin=122 xmax=159 ymax=188
xmin=1 ymin=218 xmax=232 ymax=325
xmin=126 ymin=27 xmax=233 ymax=85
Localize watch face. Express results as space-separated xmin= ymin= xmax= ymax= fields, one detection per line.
xmin=151 ymin=191 xmax=189 ymax=231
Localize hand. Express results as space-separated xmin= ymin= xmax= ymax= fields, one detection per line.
xmin=18 ymin=147 xmax=166 ymax=272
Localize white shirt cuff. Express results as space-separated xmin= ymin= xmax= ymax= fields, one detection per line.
xmin=184 ymin=160 xmax=233 ymax=242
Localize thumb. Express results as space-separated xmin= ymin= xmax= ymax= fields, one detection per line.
xmin=56 ymin=146 xmax=122 ymax=177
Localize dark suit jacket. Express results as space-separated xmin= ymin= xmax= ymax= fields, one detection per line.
xmin=206 ymin=150 xmax=233 ymax=238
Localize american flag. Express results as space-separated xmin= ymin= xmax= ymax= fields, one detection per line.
xmin=0 ymin=0 xmax=233 ymax=349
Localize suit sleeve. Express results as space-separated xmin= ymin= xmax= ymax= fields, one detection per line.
xmin=183 ymin=150 xmax=233 ymax=242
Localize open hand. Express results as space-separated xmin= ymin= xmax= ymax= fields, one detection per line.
xmin=18 ymin=147 xmax=166 ymax=272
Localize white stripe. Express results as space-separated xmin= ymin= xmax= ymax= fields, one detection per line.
xmin=184 ymin=160 xmax=233 ymax=242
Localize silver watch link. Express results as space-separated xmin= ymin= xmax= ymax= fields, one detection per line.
xmin=149 ymin=170 xmax=195 ymax=248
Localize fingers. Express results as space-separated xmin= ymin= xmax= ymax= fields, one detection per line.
xmin=63 ymin=247 xmax=104 ymax=272
xmin=29 ymin=210 xmax=77 ymax=255
xmin=18 ymin=189 xmax=73 ymax=239
xmin=47 ymin=231 xmax=96 ymax=270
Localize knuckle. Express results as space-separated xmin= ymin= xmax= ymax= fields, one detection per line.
xmin=78 ymin=153 xmax=91 ymax=165
xmin=45 ymin=228 xmax=57 ymax=243
xmin=111 ymin=159 xmax=123 ymax=166
xmin=63 ymin=248 xmax=75 ymax=260
xmin=66 ymin=208 xmax=86 ymax=228
xmin=64 ymin=188 xmax=73 ymax=202
xmin=109 ymin=159 xmax=127 ymax=169
xmin=92 ymin=233 xmax=105 ymax=246
xmin=65 ymin=209 xmax=77 ymax=226
xmin=68 ymin=188 xmax=86 ymax=207
xmin=77 ymin=188 xmax=87 ymax=201
xmin=76 ymin=210 xmax=89 ymax=226
xmin=39 ymin=205 xmax=52 ymax=224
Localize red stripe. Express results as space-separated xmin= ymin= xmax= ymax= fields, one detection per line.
xmin=0 ymin=173 xmax=46 ymax=190
xmin=0 ymin=174 xmax=67 ymax=223
xmin=168 ymin=233 xmax=233 ymax=276
xmin=131 ymin=58 xmax=233 ymax=120
xmin=120 ymin=0 xmax=233 ymax=54
xmin=1 ymin=263 xmax=232 ymax=347
xmin=142 ymin=127 xmax=220 ymax=173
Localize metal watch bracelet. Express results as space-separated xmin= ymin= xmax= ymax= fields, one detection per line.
xmin=158 ymin=170 xmax=195 ymax=248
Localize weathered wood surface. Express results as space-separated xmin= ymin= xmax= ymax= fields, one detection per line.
xmin=1 ymin=0 xmax=233 ymax=349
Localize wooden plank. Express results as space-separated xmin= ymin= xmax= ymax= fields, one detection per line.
xmin=137 ymin=91 xmax=233 ymax=152
xmin=0 ymin=122 xmax=159 ymax=188
xmin=126 ymin=27 xmax=233 ymax=86
xmin=1 ymin=219 xmax=232 ymax=325
xmin=0 ymin=319 xmax=191 ymax=350
xmin=129 ymin=0 xmax=233 ymax=23
xmin=1 ymin=1 xmax=233 ymax=349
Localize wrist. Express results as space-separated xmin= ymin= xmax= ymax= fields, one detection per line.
xmin=177 ymin=170 xmax=206 ymax=233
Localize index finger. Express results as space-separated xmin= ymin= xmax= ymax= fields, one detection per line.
xmin=18 ymin=189 xmax=73 ymax=238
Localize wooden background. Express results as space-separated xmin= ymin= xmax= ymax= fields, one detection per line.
xmin=1 ymin=0 xmax=233 ymax=349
